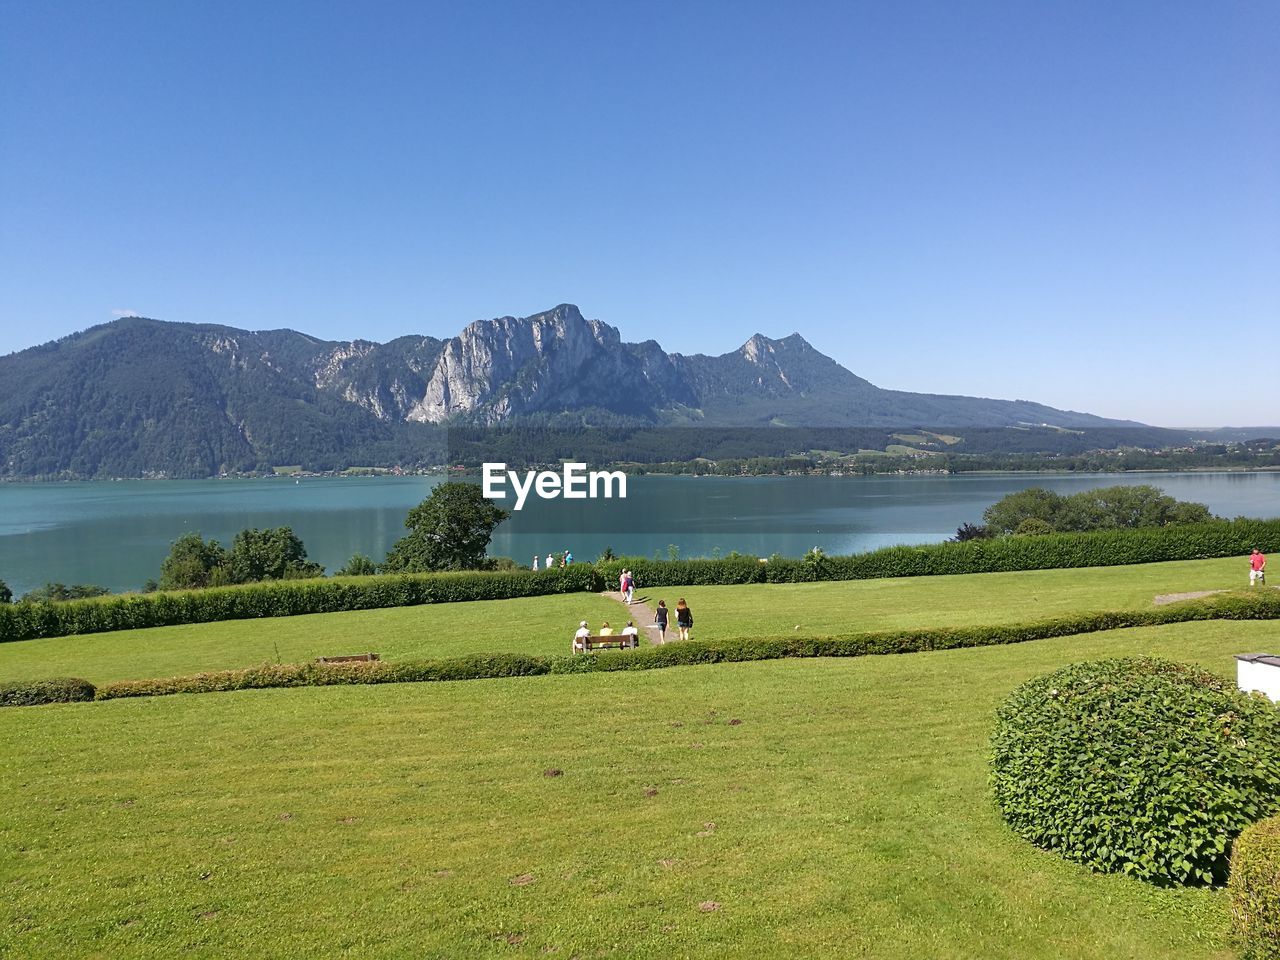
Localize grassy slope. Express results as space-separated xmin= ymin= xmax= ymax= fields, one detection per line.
xmin=0 ymin=593 xmax=625 ymax=684
xmin=0 ymin=556 xmax=1256 ymax=684
xmin=3 ymin=618 xmax=1269 ymax=959
xmin=656 ymin=556 xmax=1250 ymax=637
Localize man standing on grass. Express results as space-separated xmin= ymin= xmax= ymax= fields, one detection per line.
xmin=1250 ymin=548 xmax=1267 ymax=586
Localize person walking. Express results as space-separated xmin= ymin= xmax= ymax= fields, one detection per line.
xmin=1250 ymin=547 xmax=1267 ymax=586
xmin=675 ymin=598 xmax=693 ymax=641
xmin=623 ymin=569 xmax=635 ymax=604
xmin=654 ymin=600 xmax=668 ymax=644
xmin=564 ymin=550 xmax=573 ymax=565
xmin=532 ymin=555 xmax=539 ymax=571
xmin=546 ymin=552 xmax=555 ymax=571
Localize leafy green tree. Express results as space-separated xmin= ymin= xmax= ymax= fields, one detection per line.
xmin=982 ymin=484 xmax=1216 ymax=536
xmin=1062 ymin=484 xmax=1213 ymax=530
xmin=983 ymin=488 xmax=1064 ymax=535
xmin=952 ymin=522 xmax=994 ymax=542
xmin=158 ymin=533 xmax=231 ymax=590
xmin=0 ymin=579 xmax=11 ymax=603
xmin=382 ymin=483 xmax=508 ymax=572
xmin=334 ymin=553 xmax=378 ymax=577
xmin=1013 ymin=517 xmax=1055 ymax=536
xmin=21 ymin=583 xmax=112 ymax=602
xmin=226 ymin=527 xmax=324 ymax=583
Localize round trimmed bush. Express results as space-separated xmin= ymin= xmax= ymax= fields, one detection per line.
xmin=990 ymin=657 xmax=1280 ymax=886
xmin=1230 ymin=815 xmax=1280 ymax=959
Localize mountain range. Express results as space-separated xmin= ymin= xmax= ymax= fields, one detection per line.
xmin=0 ymin=304 xmax=1142 ymax=478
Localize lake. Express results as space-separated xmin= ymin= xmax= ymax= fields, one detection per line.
xmin=0 ymin=471 xmax=1277 ymax=595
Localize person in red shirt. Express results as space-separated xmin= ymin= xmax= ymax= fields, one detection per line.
xmin=1249 ymin=548 xmax=1266 ymax=586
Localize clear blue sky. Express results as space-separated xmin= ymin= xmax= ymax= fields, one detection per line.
xmin=1 ymin=1 xmax=1276 ymax=426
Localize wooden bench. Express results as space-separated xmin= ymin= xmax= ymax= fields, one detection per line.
xmin=575 ymin=634 xmax=640 ymax=653
xmin=315 ymin=653 xmax=381 ymax=664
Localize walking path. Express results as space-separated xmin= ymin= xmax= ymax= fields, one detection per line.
xmin=1153 ymin=589 xmax=1223 ymax=606
xmin=599 ymin=591 xmax=664 ymax=644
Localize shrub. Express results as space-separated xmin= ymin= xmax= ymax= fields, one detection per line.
xmin=0 ymin=677 xmax=96 ymax=707
xmin=1230 ymin=815 xmax=1280 ymax=959
xmin=20 ymin=583 xmax=111 ymax=603
xmin=95 ymin=653 xmax=553 ymax=700
xmin=990 ymin=657 xmax=1280 ymax=886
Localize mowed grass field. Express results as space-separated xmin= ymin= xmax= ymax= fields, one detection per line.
xmin=653 ymin=555 xmax=1251 ymax=637
xmin=4 ymin=614 xmax=1276 ymax=958
xmin=0 ymin=593 xmax=626 ymax=684
xmin=0 ymin=555 xmax=1253 ymax=684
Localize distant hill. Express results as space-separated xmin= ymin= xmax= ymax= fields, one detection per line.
xmin=0 ymin=304 xmax=1167 ymax=478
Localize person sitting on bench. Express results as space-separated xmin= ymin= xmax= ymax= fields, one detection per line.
xmin=573 ymin=620 xmax=591 ymax=653
xmin=1250 ymin=548 xmax=1267 ymax=586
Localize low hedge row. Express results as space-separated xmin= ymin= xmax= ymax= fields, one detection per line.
xmin=1231 ymin=815 xmax=1280 ymax=959
xmin=0 ymin=566 xmax=597 ymax=644
xmin=95 ymin=653 xmax=551 ymax=700
xmin=598 ymin=518 xmax=1280 ymax=587
xmin=56 ymin=588 xmax=1280 ymax=704
xmin=0 ymin=677 xmax=96 ymax=707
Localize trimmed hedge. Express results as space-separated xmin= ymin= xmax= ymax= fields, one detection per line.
xmin=36 ymin=588 xmax=1279 ymax=705
xmin=96 ymin=653 xmax=552 ymax=700
xmin=599 ymin=518 xmax=1280 ymax=587
xmin=1230 ymin=815 xmax=1280 ymax=959
xmin=0 ymin=566 xmax=598 ymax=644
xmin=0 ymin=677 xmax=96 ymax=707
xmin=991 ymin=658 xmax=1280 ymax=886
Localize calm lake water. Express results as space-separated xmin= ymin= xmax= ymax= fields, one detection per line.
xmin=0 ymin=472 xmax=1277 ymax=595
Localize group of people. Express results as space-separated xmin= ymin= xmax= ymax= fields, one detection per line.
xmin=573 ymin=618 xmax=641 ymax=651
xmin=654 ymin=598 xmax=693 ymax=643
xmin=572 ymin=596 xmax=693 ymax=652
xmin=532 ymin=551 xmax=573 ymax=571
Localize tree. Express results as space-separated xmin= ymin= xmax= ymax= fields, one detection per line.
xmin=0 ymin=579 xmax=11 ymax=604
xmin=1062 ymin=484 xmax=1212 ymax=530
xmin=983 ymin=488 xmax=1064 ymax=535
xmin=1013 ymin=517 xmax=1055 ymax=536
xmin=158 ymin=533 xmax=231 ymax=590
xmin=952 ymin=522 xmax=994 ymax=542
xmin=20 ymin=583 xmax=111 ymax=603
xmin=334 ymin=553 xmax=378 ymax=577
xmin=226 ymin=527 xmax=324 ymax=583
xmin=382 ymin=482 xmax=508 ymax=572
xmin=981 ymin=484 xmax=1216 ymax=536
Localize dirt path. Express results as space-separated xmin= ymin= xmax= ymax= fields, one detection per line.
xmin=1152 ymin=590 xmax=1224 ymax=606
xmin=599 ymin=590 xmax=665 ymax=644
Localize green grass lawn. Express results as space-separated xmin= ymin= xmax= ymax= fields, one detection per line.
xmin=3 ymin=616 xmax=1271 ymax=959
xmin=0 ymin=593 xmax=625 ymax=684
xmin=0 ymin=556 xmax=1259 ymax=686
xmin=651 ymin=556 xmax=1251 ymax=638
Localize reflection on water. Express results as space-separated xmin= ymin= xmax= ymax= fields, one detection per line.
xmin=0 ymin=472 xmax=1277 ymax=594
